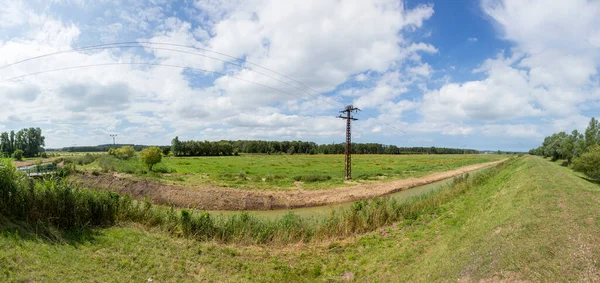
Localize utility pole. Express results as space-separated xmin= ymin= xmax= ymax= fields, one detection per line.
xmin=110 ymin=134 xmax=117 ymax=145
xmin=337 ymin=105 xmax=360 ymax=180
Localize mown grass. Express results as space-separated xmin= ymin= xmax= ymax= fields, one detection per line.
xmin=2 ymin=156 xmax=600 ymax=281
xmin=79 ymin=154 xmax=505 ymax=190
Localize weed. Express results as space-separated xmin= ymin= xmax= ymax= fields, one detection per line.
xmin=293 ymin=175 xmax=332 ymax=182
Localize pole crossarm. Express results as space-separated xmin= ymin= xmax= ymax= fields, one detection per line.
xmin=336 ymin=105 xmax=360 ymax=180
xmin=110 ymin=134 xmax=118 ymax=145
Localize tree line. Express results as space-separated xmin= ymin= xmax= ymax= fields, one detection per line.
xmin=170 ymin=137 xmax=479 ymax=156
xmin=54 ymin=144 xmax=149 ymax=152
xmin=529 ymin=117 xmax=600 ymax=163
xmin=0 ymin=128 xmax=45 ymax=158
xmin=530 ymin=117 xmax=600 ymax=180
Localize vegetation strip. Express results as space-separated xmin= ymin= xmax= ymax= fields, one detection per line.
xmin=0 ymin=157 xmax=513 ymax=246
xmin=73 ymin=159 xmax=506 ymax=210
xmin=4 ymin=156 xmax=600 ymax=281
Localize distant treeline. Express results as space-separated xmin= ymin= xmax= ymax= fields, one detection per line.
xmin=170 ymin=137 xmax=479 ymax=156
xmin=50 ymin=139 xmax=480 ymax=156
xmin=53 ymin=144 xmax=149 ymax=152
xmin=0 ymin=128 xmax=45 ymax=158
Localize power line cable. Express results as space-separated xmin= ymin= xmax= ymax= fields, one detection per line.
xmin=0 ymin=44 xmax=319 ymax=98
xmin=0 ymin=62 xmax=305 ymax=100
xmin=0 ymin=42 xmax=408 ymax=137
xmin=0 ymin=41 xmax=321 ymax=96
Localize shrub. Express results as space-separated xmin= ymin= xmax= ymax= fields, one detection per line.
xmin=109 ymin=146 xmax=135 ymax=160
xmin=140 ymin=146 xmax=162 ymax=171
xmin=573 ymin=145 xmax=600 ymax=180
xmin=76 ymin=153 xmax=99 ymax=165
xmin=98 ymin=156 xmax=117 ymax=172
xmin=12 ymin=149 xmax=24 ymax=161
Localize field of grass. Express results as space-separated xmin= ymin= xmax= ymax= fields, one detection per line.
xmin=80 ymin=154 xmax=505 ymax=190
xmin=2 ymin=156 xmax=599 ymax=281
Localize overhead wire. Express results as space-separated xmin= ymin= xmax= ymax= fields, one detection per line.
xmin=0 ymin=41 xmax=321 ymax=96
xmin=0 ymin=42 xmax=407 ymax=137
xmin=0 ymin=44 xmax=317 ymax=98
xmin=0 ymin=62 xmax=305 ymax=100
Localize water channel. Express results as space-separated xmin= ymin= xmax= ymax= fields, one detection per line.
xmin=206 ymin=168 xmax=484 ymax=219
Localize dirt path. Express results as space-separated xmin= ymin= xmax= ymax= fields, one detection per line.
xmin=73 ymin=159 xmax=506 ymax=211
xmin=13 ymin=157 xmax=61 ymax=168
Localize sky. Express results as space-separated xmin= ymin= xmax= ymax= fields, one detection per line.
xmin=0 ymin=0 xmax=599 ymax=151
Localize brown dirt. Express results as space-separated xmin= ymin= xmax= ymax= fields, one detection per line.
xmin=72 ymin=160 xmax=506 ymax=211
xmin=13 ymin=157 xmax=61 ymax=167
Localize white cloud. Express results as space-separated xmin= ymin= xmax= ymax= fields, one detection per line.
xmin=0 ymin=1 xmax=28 ymax=28
xmin=419 ymin=0 xmax=600 ymax=139
xmin=479 ymin=124 xmax=542 ymax=138
xmin=421 ymin=54 xmax=542 ymax=122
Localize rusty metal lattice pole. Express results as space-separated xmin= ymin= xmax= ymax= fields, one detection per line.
xmin=337 ymin=105 xmax=360 ymax=180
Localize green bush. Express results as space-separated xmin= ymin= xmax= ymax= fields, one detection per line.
xmin=98 ymin=155 xmax=117 ymax=172
xmin=573 ymin=145 xmax=600 ymax=180
xmin=12 ymin=149 xmax=24 ymax=161
xmin=108 ymin=146 xmax=135 ymax=160
xmin=140 ymin=146 xmax=162 ymax=171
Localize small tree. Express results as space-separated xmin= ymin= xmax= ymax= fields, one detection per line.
xmin=140 ymin=146 xmax=162 ymax=171
xmin=12 ymin=149 xmax=24 ymax=161
xmin=573 ymin=144 xmax=600 ymax=180
xmin=109 ymin=146 xmax=135 ymax=159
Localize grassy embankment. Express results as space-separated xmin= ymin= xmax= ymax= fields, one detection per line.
xmin=79 ymin=154 xmax=505 ymax=190
xmin=2 ymin=156 xmax=599 ymax=281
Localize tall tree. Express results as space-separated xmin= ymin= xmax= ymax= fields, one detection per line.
xmin=0 ymin=132 xmax=10 ymax=156
xmin=9 ymin=130 xmax=15 ymax=154
xmin=585 ymin=117 xmax=599 ymax=149
xmin=171 ymin=136 xmax=182 ymax=156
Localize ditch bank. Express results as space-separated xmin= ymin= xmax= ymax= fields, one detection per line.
xmin=73 ymin=159 xmax=506 ymax=211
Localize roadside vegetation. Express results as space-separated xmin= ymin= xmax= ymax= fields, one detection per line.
xmin=77 ymin=153 xmax=505 ymax=190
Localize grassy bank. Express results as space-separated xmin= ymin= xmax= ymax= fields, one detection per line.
xmin=3 ymin=156 xmax=599 ymax=281
xmin=79 ymin=154 xmax=505 ymax=190
xmin=0 ymin=158 xmax=511 ymax=245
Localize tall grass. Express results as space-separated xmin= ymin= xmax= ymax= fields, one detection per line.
xmin=0 ymin=158 xmax=514 ymax=245
xmin=61 ymin=153 xmax=102 ymax=166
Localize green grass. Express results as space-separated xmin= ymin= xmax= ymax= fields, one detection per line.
xmin=80 ymin=154 xmax=505 ymax=190
xmin=2 ymin=156 xmax=599 ymax=281
xmin=0 ymin=157 xmax=509 ymax=246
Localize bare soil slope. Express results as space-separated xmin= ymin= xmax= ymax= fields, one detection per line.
xmin=74 ymin=159 xmax=505 ymax=210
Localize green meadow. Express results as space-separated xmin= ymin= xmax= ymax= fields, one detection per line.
xmin=80 ymin=154 xmax=505 ymax=190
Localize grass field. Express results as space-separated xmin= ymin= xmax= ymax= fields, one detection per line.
xmin=2 ymin=156 xmax=599 ymax=281
xmin=80 ymin=154 xmax=505 ymax=190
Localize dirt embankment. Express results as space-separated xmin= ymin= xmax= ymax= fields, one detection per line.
xmin=13 ymin=157 xmax=61 ymax=168
xmin=73 ymin=160 xmax=505 ymax=211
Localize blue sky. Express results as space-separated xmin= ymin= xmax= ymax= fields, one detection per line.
xmin=0 ymin=0 xmax=599 ymax=151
